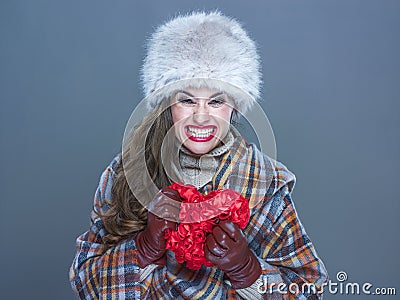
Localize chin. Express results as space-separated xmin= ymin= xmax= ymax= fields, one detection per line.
xmin=184 ymin=141 xmax=215 ymax=155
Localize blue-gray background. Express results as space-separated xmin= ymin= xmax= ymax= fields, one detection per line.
xmin=1 ymin=1 xmax=399 ymax=299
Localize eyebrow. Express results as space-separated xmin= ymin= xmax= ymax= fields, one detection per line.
xmin=178 ymin=90 xmax=224 ymax=98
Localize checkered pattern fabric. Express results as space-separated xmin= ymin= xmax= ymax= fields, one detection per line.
xmin=70 ymin=135 xmax=328 ymax=299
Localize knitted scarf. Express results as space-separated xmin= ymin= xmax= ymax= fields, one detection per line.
xmin=142 ymin=129 xmax=296 ymax=299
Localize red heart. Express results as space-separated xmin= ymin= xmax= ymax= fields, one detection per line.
xmin=164 ymin=182 xmax=250 ymax=270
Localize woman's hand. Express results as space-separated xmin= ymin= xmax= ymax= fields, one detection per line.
xmin=204 ymin=220 xmax=262 ymax=289
xmin=135 ymin=187 xmax=181 ymax=268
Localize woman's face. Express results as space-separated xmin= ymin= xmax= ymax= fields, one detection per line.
xmin=170 ymin=87 xmax=235 ymax=155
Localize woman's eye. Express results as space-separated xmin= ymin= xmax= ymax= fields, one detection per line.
xmin=178 ymin=98 xmax=196 ymax=105
xmin=208 ymin=98 xmax=225 ymax=107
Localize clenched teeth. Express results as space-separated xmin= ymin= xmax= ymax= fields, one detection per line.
xmin=187 ymin=126 xmax=215 ymax=138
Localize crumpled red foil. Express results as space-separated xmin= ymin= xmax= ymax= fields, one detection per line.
xmin=164 ymin=182 xmax=250 ymax=270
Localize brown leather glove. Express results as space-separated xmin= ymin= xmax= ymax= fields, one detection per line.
xmin=135 ymin=187 xmax=181 ymax=268
xmin=204 ymin=220 xmax=262 ymax=289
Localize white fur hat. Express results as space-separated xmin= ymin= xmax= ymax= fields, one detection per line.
xmin=141 ymin=11 xmax=262 ymax=114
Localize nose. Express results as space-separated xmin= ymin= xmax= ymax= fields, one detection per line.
xmin=192 ymin=100 xmax=210 ymax=124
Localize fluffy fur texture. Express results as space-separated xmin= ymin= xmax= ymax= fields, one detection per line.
xmin=141 ymin=11 xmax=262 ymax=114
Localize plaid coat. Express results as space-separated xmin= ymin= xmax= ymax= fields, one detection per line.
xmin=70 ymin=135 xmax=328 ymax=299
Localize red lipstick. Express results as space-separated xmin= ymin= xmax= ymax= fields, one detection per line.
xmin=185 ymin=125 xmax=217 ymax=142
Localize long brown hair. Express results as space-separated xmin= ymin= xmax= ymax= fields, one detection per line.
xmin=101 ymin=99 xmax=175 ymax=245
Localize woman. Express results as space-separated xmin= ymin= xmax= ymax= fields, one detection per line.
xmin=70 ymin=11 xmax=328 ymax=299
